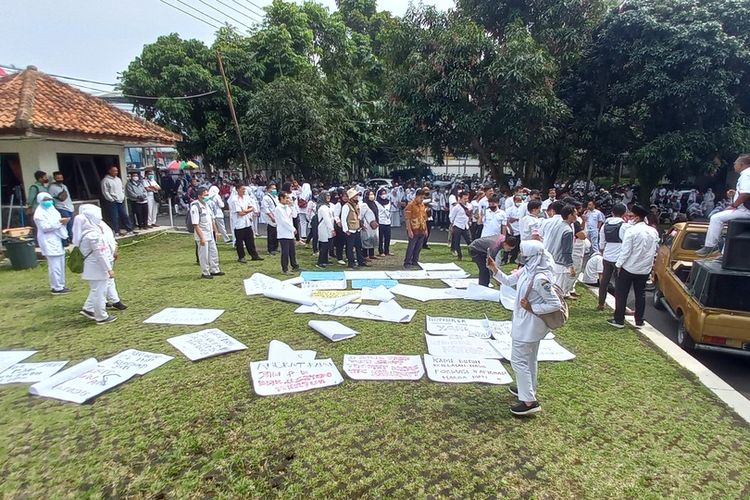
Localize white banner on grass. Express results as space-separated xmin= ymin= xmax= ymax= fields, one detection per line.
xmin=425 ymin=316 xmax=492 ymax=339
xmin=385 ymin=270 xmax=429 ymax=280
xmin=423 ymin=354 xmax=512 ymax=384
xmin=268 ymin=340 xmax=317 ymax=363
xmin=0 ymin=361 xmax=68 ymax=384
xmin=0 ymin=351 xmax=38 ymax=374
xmin=144 ymin=308 xmax=225 ymax=326
xmin=29 ymin=358 xmax=138 ymax=404
xmin=360 ymin=285 xmax=395 ymax=302
xmin=425 ymin=334 xmax=503 ymax=359
xmin=263 ymin=286 xmax=316 ymax=306
xmin=425 ymin=270 xmax=471 ymax=279
xmin=99 ymin=349 xmax=173 ymax=375
xmin=350 ymin=300 xmax=416 ymax=323
xmin=300 ymin=280 xmax=348 ymax=290
xmin=390 ymin=283 xmax=457 ymax=302
xmin=308 ymin=320 xmax=358 ymax=342
xmin=243 ymin=273 xmax=282 ymax=296
xmin=343 ymin=354 xmax=424 ymax=380
xmin=167 ymin=329 xmax=247 ymax=361
xmin=490 ymin=337 xmax=574 ymax=361
xmin=418 ymin=262 xmax=463 ymax=272
xmin=343 ymin=270 xmax=391 ymax=280
xmin=250 ymin=358 xmax=344 ymax=396
xmin=294 ymin=303 xmax=361 ymax=317
xmin=440 ymin=278 xmax=494 ymax=289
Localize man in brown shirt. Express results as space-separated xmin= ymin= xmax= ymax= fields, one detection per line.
xmin=403 ymin=189 xmax=428 ymax=268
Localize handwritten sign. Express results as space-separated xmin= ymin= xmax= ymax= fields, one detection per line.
xmin=300 ymin=271 xmax=345 ymax=281
xmin=243 ymin=273 xmax=282 ymax=295
xmin=343 ymin=355 xmax=424 ymax=381
xmin=295 ymin=303 xmax=361 ymax=317
xmin=311 ymin=290 xmax=362 ymax=303
xmin=250 ymin=358 xmax=344 ymax=396
xmin=426 ymin=270 xmax=471 ymax=279
xmin=0 ymin=350 xmax=37 ymax=374
xmin=350 ymin=301 xmax=416 ymax=323
xmin=386 ymin=270 xmax=429 ymax=280
xmin=351 ymin=279 xmax=399 ymax=289
xmin=440 ymin=278 xmax=493 ymax=289
xmin=418 ymin=262 xmax=462 ymax=272
xmin=425 ymin=335 xmax=503 ymax=359
xmin=99 ymin=349 xmax=173 ymax=375
xmin=29 ymin=358 xmax=138 ymax=404
xmin=423 ymin=355 xmax=512 ymax=384
xmin=167 ymin=329 xmax=247 ymax=361
xmin=300 ymin=279 xmax=348 ymax=290
xmin=425 ymin=316 xmax=492 ymax=339
xmin=0 ymin=361 xmax=68 ymax=384
xmin=144 ymin=308 xmax=224 ymax=326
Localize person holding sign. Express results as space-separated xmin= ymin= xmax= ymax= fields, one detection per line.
xmin=488 ymin=240 xmax=562 ymax=416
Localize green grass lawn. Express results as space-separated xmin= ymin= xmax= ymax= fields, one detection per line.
xmin=1 ymin=233 xmax=749 ymax=498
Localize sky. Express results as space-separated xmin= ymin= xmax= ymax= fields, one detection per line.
xmin=2 ymin=0 xmax=454 ymax=93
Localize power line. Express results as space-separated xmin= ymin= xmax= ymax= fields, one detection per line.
xmin=212 ymin=0 xmax=262 ymax=24
xmin=226 ymin=0 xmax=264 ymax=19
xmin=244 ymin=0 xmax=267 ymax=14
xmin=0 ymin=64 xmax=117 ymax=87
xmin=193 ymin=0 xmax=254 ymax=29
xmin=158 ymin=0 xmax=221 ymax=29
xmin=119 ymin=89 xmax=220 ymax=100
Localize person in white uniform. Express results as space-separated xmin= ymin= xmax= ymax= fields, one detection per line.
xmin=191 ymin=186 xmax=223 ymax=279
xmin=489 ymin=239 xmax=563 ymax=416
xmin=316 ymin=192 xmax=335 ymax=267
xmin=33 ymin=192 xmax=70 ymax=294
xmin=143 ymin=169 xmax=161 ymax=227
xmin=697 ymin=155 xmax=750 ymax=256
xmin=72 ymin=204 xmax=116 ymax=324
xmin=97 ymin=217 xmax=127 ymax=311
xmin=208 ymin=185 xmax=232 ymax=244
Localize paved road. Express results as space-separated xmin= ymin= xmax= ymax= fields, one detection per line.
xmin=158 ymin=212 xmax=750 ymax=399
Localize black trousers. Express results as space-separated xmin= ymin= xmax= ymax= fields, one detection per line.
xmin=471 ymin=223 xmax=483 ymax=241
xmin=235 ymin=227 xmax=259 ymax=260
xmin=318 ymin=241 xmax=331 ymax=265
xmin=129 ymin=201 xmax=148 ymax=228
xmin=266 ymin=225 xmax=278 ymax=253
xmin=293 ymin=216 xmax=301 ymax=241
xmin=451 ymin=226 xmax=472 ymax=258
xmin=470 ymin=250 xmax=491 ymax=286
xmin=279 ymin=238 xmax=298 ymax=272
xmin=614 ymin=268 xmax=648 ymax=324
xmin=333 ymin=227 xmax=346 ymax=260
xmin=598 ymin=259 xmax=619 ymax=307
xmin=345 ymin=231 xmax=366 ymax=267
xmin=308 ymin=214 xmax=318 ymax=247
xmin=378 ymin=224 xmax=392 ymax=255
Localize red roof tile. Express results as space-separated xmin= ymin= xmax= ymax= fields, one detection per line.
xmin=0 ymin=66 xmax=181 ymax=145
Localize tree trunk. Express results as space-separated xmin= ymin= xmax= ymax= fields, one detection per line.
xmin=470 ymin=138 xmax=503 ymax=184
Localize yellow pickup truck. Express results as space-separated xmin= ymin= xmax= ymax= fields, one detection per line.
xmin=652 ymin=222 xmax=750 ymax=355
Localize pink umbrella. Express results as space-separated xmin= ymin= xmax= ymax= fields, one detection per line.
xmin=166 ymin=160 xmax=181 ymax=170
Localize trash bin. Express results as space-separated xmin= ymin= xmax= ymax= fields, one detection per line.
xmin=4 ymin=237 xmax=39 ymax=270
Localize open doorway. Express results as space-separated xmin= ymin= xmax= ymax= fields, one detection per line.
xmin=56 ymin=154 xmax=120 ymax=201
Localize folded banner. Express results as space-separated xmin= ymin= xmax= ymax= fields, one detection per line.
xmin=308 ymin=320 xmax=358 ymax=342
xmin=263 ymin=286 xmax=316 ymax=306
xmin=268 ymin=340 xmax=316 ymax=362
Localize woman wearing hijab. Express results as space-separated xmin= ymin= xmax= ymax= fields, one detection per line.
xmin=376 ymin=187 xmax=393 ymax=256
xmin=299 ymin=182 xmax=312 ymax=239
xmin=33 ymin=192 xmax=71 ymax=294
xmin=360 ymin=189 xmax=380 ymax=260
xmin=72 ymin=204 xmax=117 ymax=324
xmin=316 ymin=192 xmax=335 ymax=267
xmin=98 ymin=217 xmax=127 ymax=311
xmin=208 ymin=185 xmax=232 ymax=244
xmin=488 ymin=240 xmax=563 ymax=416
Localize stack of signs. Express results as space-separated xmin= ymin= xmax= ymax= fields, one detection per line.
xmin=423 ymin=355 xmax=512 ymax=384
xmin=343 ymin=355 xmax=424 ymax=381
xmin=250 ymin=340 xmax=344 ymax=396
xmin=167 ymin=329 xmax=247 ymax=361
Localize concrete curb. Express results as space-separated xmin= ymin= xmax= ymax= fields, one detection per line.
xmin=590 ymin=287 xmax=750 ymax=424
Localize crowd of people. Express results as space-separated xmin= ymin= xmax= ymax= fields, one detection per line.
xmin=24 ymin=155 xmax=750 ymax=415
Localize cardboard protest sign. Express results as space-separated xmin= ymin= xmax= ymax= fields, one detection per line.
xmin=167 ymin=329 xmax=247 ymax=361
xmin=423 ymin=355 xmax=512 ymax=384
xmin=343 ymin=355 xmax=424 ymax=381
xmin=243 ymin=273 xmax=282 ymax=296
xmin=250 ymin=358 xmax=344 ymax=396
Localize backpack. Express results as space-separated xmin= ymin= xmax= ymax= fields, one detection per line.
xmin=67 ymin=232 xmax=94 ymax=274
xmin=186 ymin=201 xmax=203 ymax=233
xmin=603 ymin=221 xmax=624 ymax=243
xmin=524 ymin=275 xmax=569 ymax=330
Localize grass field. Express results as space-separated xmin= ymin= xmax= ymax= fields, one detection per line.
xmin=1 ymin=232 xmax=749 ymax=498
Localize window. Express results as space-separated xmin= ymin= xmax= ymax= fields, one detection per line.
xmin=56 ymin=154 xmax=120 ymax=200
xmin=0 ymin=153 xmax=23 ymax=204
xmin=681 ymin=232 xmax=706 ymax=251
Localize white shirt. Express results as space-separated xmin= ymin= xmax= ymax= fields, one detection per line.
xmin=449 ymin=204 xmax=470 ymax=229
xmin=504 ymin=196 xmax=515 ymax=211
xmin=481 ymin=208 xmax=507 ymax=237
xmin=615 ymin=222 xmax=659 ymax=275
xmin=261 ymin=193 xmax=278 ymax=226
xmin=230 ymin=195 xmax=256 ymax=230
xmin=494 ymin=268 xmax=563 ymax=342
xmin=274 ymin=204 xmax=296 ymax=239
xmin=599 ymin=217 xmax=629 ymax=263
xmin=541 ymin=197 xmax=555 ymax=212
xmin=317 ymin=204 xmax=335 ymax=242
xmin=735 ymin=167 xmax=750 ymax=201
xmin=586 ymin=209 xmax=605 ymax=233
xmin=449 ymin=194 xmax=457 ymax=207
xmin=506 ymin=204 xmax=522 ymax=234
xmin=519 ymin=214 xmax=541 ymax=241
xmin=377 ymin=202 xmax=392 ymax=225
xmin=582 ymin=253 xmax=604 ymax=284
xmin=190 ymin=201 xmax=214 ymax=241
xmin=143 ymin=178 xmax=160 ymax=200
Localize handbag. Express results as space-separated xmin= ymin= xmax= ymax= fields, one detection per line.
xmin=369 ymin=220 xmax=379 ymax=230
xmin=67 ymin=232 xmax=95 ymax=274
xmin=523 ymin=274 xmax=569 ymax=330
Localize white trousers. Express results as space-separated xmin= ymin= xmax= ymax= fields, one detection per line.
xmin=511 ymin=339 xmax=541 ymax=403
xmin=215 ymin=215 xmax=231 ymax=242
xmin=84 ymin=279 xmax=109 ymax=321
xmin=147 ymin=197 xmax=158 ymax=225
xmin=198 ymin=240 xmax=220 ymax=275
xmin=47 ymin=254 xmax=66 ymax=291
xmin=705 ymin=205 xmax=750 ymax=247
xmin=391 ymin=210 xmax=401 ymax=227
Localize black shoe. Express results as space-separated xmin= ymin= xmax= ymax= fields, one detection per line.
xmin=291 ymin=266 xmax=300 ymax=272
xmin=269 ymin=251 xmax=278 ymax=256
xmin=508 ymin=386 xmax=518 ymax=397
xmin=251 ymin=257 xmax=264 ymax=261
xmin=634 ymin=321 xmax=645 ymax=328
xmin=607 ymin=319 xmax=625 ymax=329
xmin=238 ymin=258 xmax=247 ymax=263
xmin=403 ymin=264 xmax=412 ymax=269
xmin=97 ymin=315 xmax=117 ymax=325
xmin=111 ymin=301 xmax=128 ymax=311
xmin=359 ymin=262 xmax=370 ymax=267
xmin=315 ymin=264 xmax=325 ymax=269
xmin=510 ymin=401 xmax=541 ymax=416
xmin=423 ymin=245 xmax=431 ymax=250
xmin=201 ymin=274 xmax=214 ymax=279
xmin=211 ymin=271 xmax=225 ymax=276
xmin=51 ymin=287 xmax=71 ymax=295
xmin=79 ymin=309 xmax=96 ymax=320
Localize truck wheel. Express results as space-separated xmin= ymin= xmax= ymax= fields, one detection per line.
xmin=653 ymin=288 xmax=666 ymax=311
xmin=676 ymin=318 xmax=695 ymax=351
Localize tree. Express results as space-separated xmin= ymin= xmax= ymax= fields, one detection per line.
xmin=565 ymin=0 xmax=750 ymax=200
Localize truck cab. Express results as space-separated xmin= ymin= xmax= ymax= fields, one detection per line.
xmin=652 ymin=222 xmax=750 ymax=355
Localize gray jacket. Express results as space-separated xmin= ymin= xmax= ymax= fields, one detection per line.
xmin=542 ymin=218 xmax=573 ymax=267
xmin=126 ymin=180 xmax=148 ymax=203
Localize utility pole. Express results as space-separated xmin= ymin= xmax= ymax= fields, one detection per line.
xmin=216 ymin=49 xmax=251 ymax=178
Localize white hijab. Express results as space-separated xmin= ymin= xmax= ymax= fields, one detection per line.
xmin=33 ymin=193 xmax=65 ymax=236
xmin=520 ymin=240 xmax=555 ymax=284
xmin=72 ymin=204 xmax=103 ymax=247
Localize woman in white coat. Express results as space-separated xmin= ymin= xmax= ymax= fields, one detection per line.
xmin=72 ymin=204 xmax=117 ymax=324
xmin=33 ymin=192 xmax=71 ymax=294
xmin=208 ymin=185 xmax=232 ymax=244
xmin=316 ymin=192 xmax=335 ymax=267
xmin=489 ymin=239 xmax=562 ymax=416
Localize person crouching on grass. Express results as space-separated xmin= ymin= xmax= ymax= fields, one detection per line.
xmin=488 ymin=240 xmax=562 ymax=416
xmin=468 ymin=234 xmax=518 ymax=287
xmin=274 ymin=191 xmax=299 ymax=275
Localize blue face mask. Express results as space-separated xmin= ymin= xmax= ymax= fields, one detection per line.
xmin=202 ymin=196 xmax=211 ymax=203
xmin=271 ymin=189 xmax=278 ymax=196
xmin=41 ymin=199 xmax=54 ymax=209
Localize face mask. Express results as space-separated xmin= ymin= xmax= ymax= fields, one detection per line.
xmin=522 ymin=195 xmax=528 ymax=201
xmin=41 ymin=199 xmax=54 ymax=209
xmin=202 ymin=196 xmax=211 ymax=203
xmin=489 ymin=206 xmax=497 ymax=211
xmin=55 ymin=179 xmax=64 ymax=184
xmin=271 ymin=189 xmax=278 ymax=196
xmin=515 ymin=202 xmax=521 ymax=207
xmin=148 ymin=175 xmax=155 ymax=180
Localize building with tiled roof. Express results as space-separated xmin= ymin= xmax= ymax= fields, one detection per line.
xmin=0 ymin=66 xmax=180 ymax=214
